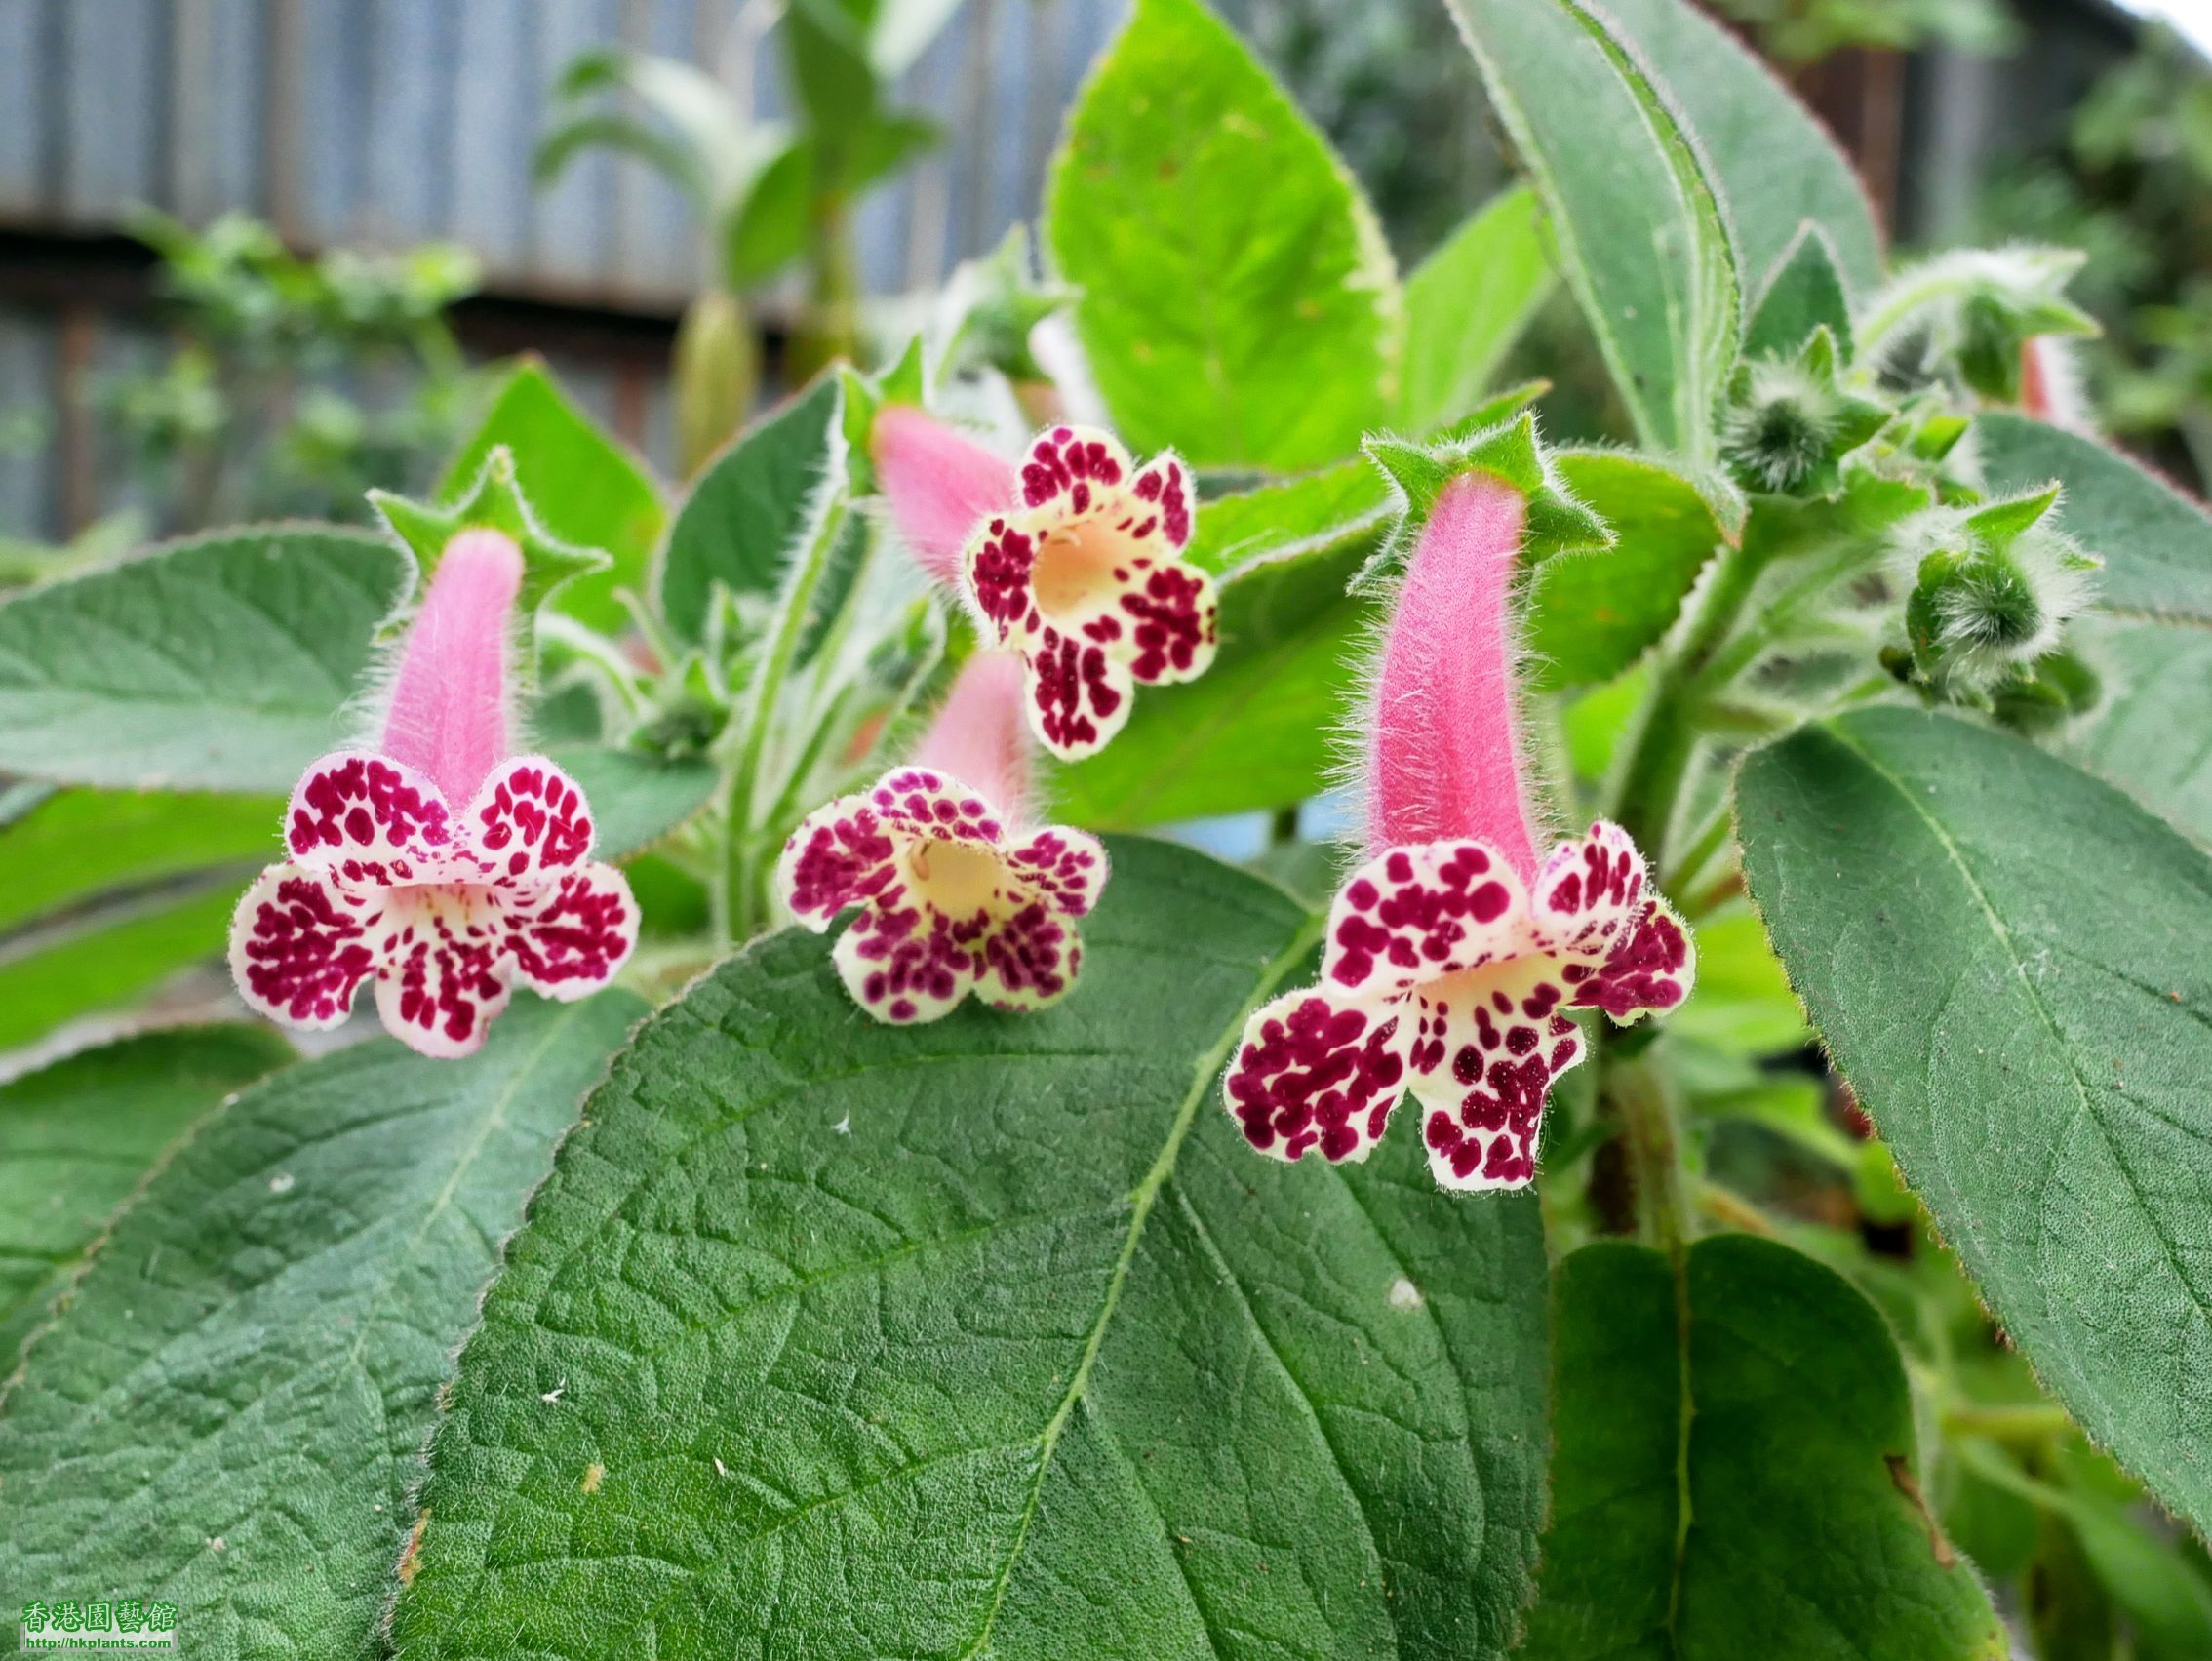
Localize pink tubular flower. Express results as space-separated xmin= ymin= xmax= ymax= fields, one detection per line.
xmin=873 ymin=409 xmax=1218 ymax=761
xmin=774 ymin=651 xmax=1107 ymax=1023
xmin=1222 ymin=471 xmax=1695 ymax=1193
xmin=228 ymin=529 xmax=639 ymax=1058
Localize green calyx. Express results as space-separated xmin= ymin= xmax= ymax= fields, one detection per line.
xmin=370 ymin=445 xmax=612 ymax=684
xmin=1351 ymin=411 xmax=1611 ymax=592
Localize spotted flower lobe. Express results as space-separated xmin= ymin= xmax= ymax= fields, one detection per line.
xmin=230 ymin=752 xmax=638 ymax=1058
xmin=963 ymin=424 xmax=1217 ymax=761
xmin=776 ymin=767 xmax=1106 ymax=1024
xmin=1224 ymin=822 xmax=1695 ymax=1193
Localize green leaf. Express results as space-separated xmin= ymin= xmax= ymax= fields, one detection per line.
xmin=1399 ymin=184 xmax=1556 ymax=430
xmin=1525 ymin=449 xmax=1726 ymax=690
xmin=390 ymin=839 xmax=1550 ymax=1658
xmin=0 ymin=993 xmax=646 ymax=1658
xmin=442 ymin=359 xmax=666 ymax=634
xmin=548 ymin=743 xmax=718 ymax=858
xmin=1443 ymin=0 xmax=1741 ymax=458
xmin=0 ymin=1026 xmax=292 ymax=1364
xmin=1046 ymin=0 xmax=1400 ymax=471
xmin=374 ymin=447 xmax=612 ymax=679
xmin=1745 ymin=222 xmax=1857 ymax=361
xmin=1975 ymin=412 xmax=2212 ymax=843
xmin=1521 ymin=1235 xmax=2006 ymax=1658
xmin=1736 ymin=705 xmax=2212 ymax=1537
xmin=0 ymin=887 xmax=238 ymax=1071
xmin=0 ymin=527 xmax=408 ymax=793
xmin=1600 ymin=0 xmax=1885 ymax=297
xmin=656 ymin=376 xmax=846 ymax=642
xmin=0 ymin=789 xmax=279 ymax=934
xmin=1047 ymin=525 xmax=1373 ymax=827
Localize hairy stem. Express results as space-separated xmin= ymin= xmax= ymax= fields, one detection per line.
xmin=1608 ymin=1048 xmax=1693 ymax=1263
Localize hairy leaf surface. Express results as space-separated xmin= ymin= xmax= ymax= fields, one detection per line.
xmin=1738 ymin=706 xmax=2212 ymax=1536
xmin=0 ymin=1026 xmax=292 ymax=1364
xmin=0 ymin=528 xmax=408 ymax=793
xmin=1047 ymin=0 xmax=1399 ymax=471
xmin=0 ymin=994 xmax=645 ymax=1661
xmin=1521 ymin=1235 xmax=2005 ymax=1658
xmin=391 ymin=840 xmax=1549 ymax=1659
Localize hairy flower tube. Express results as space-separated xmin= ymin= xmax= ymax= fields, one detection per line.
xmin=775 ymin=651 xmax=1107 ymax=1024
xmin=1222 ymin=470 xmax=1696 ymax=1192
xmin=228 ymin=529 xmax=639 ymax=1058
xmin=873 ymin=409 xmax=1218 ymax=761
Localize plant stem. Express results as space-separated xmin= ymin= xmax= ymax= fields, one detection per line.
xmin=1607 ymin=1048 xmax=1693 ymax=1263
xmin=721 ymin=496 xmax=850 ymax=944
xmin=1611 ymin=538 xmax=1766 ymax=871
xmin=1940 ymin=1403 xmax=2075 ymax=1445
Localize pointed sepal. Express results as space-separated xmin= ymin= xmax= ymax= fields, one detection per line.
xmin=371 ymin=446 xmax=611 ymax=681
xmin=1352 ymin=413 xmax=1611 ymax=593
xmin=1746 ymin=221 xmax=1857 ymax=362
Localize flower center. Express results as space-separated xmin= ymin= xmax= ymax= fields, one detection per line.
xmin=381 ymin=880 xmax=502 ymax=938
xmin=1031 ymin=519 xmax=1140 ymax=623
xmin=908 ymin=838 xmax=1007 ymax=916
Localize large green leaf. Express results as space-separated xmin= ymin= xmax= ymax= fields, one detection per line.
xmin=443 ymin=359 xmax=666 ymax=634
xmin=1975 ymin=412 xmax=2212 ymax=844
xmin=1443 ymin=0 xmax=1740 ymax=459
xmin=1399 ymin=185 xmax=1555 ymax=431
xmin=0 ymin=993 xmax=645 ymax=1660
xmin=0 ymin=886 xmax=239 ymax=1052
xmin=0 ymin=528 xmax=409 ymax=793
xmin=1521 ymin=1235 xmax=2005 ymax=1658
xmin=390 ymin=839 xmax=1550 ymax=1658
xmin=656 ymin=376 xmax=845 ymax=642
xmin=1527 ymin=450 xmax=1726 ymax=690
xmin=0 ymin=1026 xmax=292 ymax=1364
xmin=1600 ymin=0 xmax=1884 ymax=297
xmin=0 ymin=789 xmax=279 ymax=934
xmin=1737 ymin=706 xmax=2212 ymax=1536
xmin=1046 ymin=0 xmax=1399 ymax=471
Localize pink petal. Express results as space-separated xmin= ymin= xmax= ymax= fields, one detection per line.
xmin=1223 ymin=985 xmax=1414 ymax=1164
xmin=1117 ymin=560 xmax=1217 ymax=688
xmin=284 ymin=750 xmax=455 ymax=879
xmin=1015 ymin=424 xmax=1132 ymax=517
xmin=380 ymin=527 xmax=524 ymax=807
xmin=462 ymin=755 xmax=597 ymax=881
xmin=375 ymin=928 xmax=512 ymax=1059
xmin=1004 ymin=824 xmax=1108 ymax=920
xmin=832 ymin=896 xmax=977 ymax=1025
xmin=1125 ymin=454 xmax=1195 ymax=552
xmin=873 ymin=408 xmax=1018 ymax=588
xmin=909 ymin=652 xmax=1036 ymax=829
xmin=1526 ymin=821 xmax=1649 ymax=963
xmin=1024 ymin=626 xmax=1136 ymax=762
xmin=227 ymin=862 xmax=382 ymax=1030
xmin=775 ymin=790 xmax=904 ymax=929
xmin=1363 ymin=472 xmax=1541 ymax=880
xmin=1322 ymin=840 xmax=1530 ymax=1001
xmin=1408 ymin=956 xmax=1585 ymax=1193
xmin=506 ymin=862 xmax=641 ymax=999
xmin=1569 ymin=895 xmax=1697 ymax=1023
xmin=974 ymin=899 xmax=1082 ymax=1011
